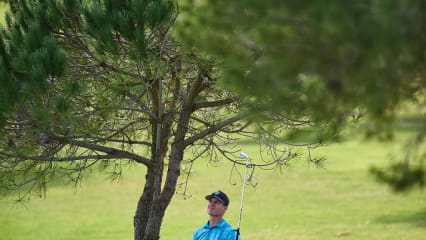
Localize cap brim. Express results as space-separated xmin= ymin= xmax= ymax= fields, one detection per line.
xmin=205 ymin=195 xmax=225 ymax=204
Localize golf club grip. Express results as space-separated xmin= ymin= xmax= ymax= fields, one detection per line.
xmin=235 ymin=228 xmax=240 ymax=240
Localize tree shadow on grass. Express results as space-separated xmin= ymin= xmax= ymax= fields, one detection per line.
xmin=375 ymin=209 xmax=426 ymax=228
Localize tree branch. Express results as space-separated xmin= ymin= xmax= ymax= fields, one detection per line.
xmin=28 ymin=154 xmax=128 ymax=162
xmin=192 ymin=98 xmax=236 ymax=111
xmin=184 ymin=115 xmax=243 ymax=147
xmin=50 ymin=133 xmax=151 ymax=166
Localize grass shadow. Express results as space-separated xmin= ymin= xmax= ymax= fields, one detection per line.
xmin=375 ymin=208 xmax=426 ymax=228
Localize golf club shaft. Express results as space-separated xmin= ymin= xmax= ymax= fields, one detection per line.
xmin=236 ymin=157 xmax=250 ymax=240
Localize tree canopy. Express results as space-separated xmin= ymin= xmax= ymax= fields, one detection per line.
xmin=180 ymin=0 xmax=425 ymax=126
xmin=179 ymin=0 xmax=426 ymax=191
xmin=0 ymin=1 xmax=325 ymax=239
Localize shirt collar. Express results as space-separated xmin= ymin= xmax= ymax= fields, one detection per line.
xmin=204 ymin=218 xmax=226 ymax=229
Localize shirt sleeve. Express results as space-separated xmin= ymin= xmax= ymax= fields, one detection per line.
xmin=192 ymin=228 xmax=200 ymax=240
xmin=226 ymin=228 xmax=241 ymax=240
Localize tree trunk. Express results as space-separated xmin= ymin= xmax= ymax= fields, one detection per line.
xmin=134 ymin=196 xmax=167 ymax=240
xmin=133 ymin=162 xmax=181 ymax=239
xmin=144 ymin=203 xmax=166 ymax=240
xmin=134 ymin=123 xmax=172 ymax=240
xmin=133 ymin=82 xmax=194 ymax=240
xmin=133 ymin=145 xmax=185 ymax=240
xmin=134 ymin=167 xmax=155 ymax=240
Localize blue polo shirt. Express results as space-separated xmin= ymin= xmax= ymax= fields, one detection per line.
xmin=193 ymin=219 xmax=241 ymax=240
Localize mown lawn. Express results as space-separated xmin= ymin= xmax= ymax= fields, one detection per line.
xmin=0 ymin=131 xmax=425 ymax=240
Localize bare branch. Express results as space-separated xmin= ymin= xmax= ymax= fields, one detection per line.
xmin=28 ymin=154 xmax=128 ymax=162
xmin=184 ymin=115 xmax=243 ymax=147
xmin=192 ymin=98 xmax=236 ymax=111
xmin=49 ymin=133 xmax=151 ymax=166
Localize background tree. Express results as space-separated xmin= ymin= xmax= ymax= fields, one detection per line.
xmin=179 ymin=0 xmax=426 ymax=191
xmin=0 ymin=1 xmax=326 ymax=239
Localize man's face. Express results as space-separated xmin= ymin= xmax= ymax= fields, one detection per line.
xmin=207 ymin=198 xmax=227 ymax=217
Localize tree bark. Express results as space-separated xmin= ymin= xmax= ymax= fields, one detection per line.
xmin=133 ymin=89 xmax=194 ymax=240
xmin=134 ymin=167 xmax=155 ymax=240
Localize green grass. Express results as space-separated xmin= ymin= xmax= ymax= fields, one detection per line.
xmin=0 ymin=134 xmax=425 ymax=240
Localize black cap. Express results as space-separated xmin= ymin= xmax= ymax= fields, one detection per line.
xmin=205 ymin=190 xmax=230 ymax=206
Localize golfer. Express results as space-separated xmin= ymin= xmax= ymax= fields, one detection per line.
xmin=193 ymin=190 xmax=240 ymax=240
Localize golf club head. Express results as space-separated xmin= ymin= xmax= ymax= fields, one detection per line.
xmin=239 ymin=152 xmax=249 ymax=159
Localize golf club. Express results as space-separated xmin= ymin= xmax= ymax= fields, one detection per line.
xmin=236 ymin=152 xmax=250 ymax=240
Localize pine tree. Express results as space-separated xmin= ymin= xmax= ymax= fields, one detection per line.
xmin=0 ymin=1 xmax=325 ymax=239
xmin=179 ymin=0 xmax=426 ymax=192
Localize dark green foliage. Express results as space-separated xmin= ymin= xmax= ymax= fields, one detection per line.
xmin=54 ymin=95 xmax=70 ymax=113
xmin=0 ymin=0 xmax=67 ymax=126
xmin=180 ymin=0 xmax=426 ymax=126
xmin=144 ymin=0 xmax=173 ymax=28
xmin=0 ymin=0 xmax=174 ymax=128
xmin=370 ymin=163 xmax=425 ymax=192
xmin=83 ymin=0 xmax=174 ymax=56
xmin=30 ymin=101 xmax=50 ymax=131
xmin=0 ymin=0 xmax=176 ymax=192
xmin=179 ymin=0 xmax=426 ymax=191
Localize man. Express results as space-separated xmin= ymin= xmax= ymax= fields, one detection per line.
xmin=193 ymin=190 xmax=240 ymax=240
